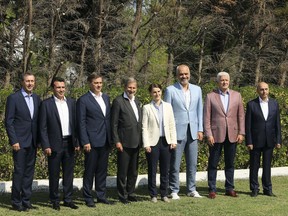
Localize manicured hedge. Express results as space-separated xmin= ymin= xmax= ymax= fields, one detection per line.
xmin=0 ymin=83 xmax=287 ymax=181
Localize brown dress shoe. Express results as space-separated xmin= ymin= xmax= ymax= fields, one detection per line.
xmin=208 ymin=192 xmax=216 ymax=199
xmin=225 ymin=190 xmax=238 ymax=197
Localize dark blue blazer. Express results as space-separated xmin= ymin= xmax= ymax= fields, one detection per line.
xmin=39 ymin=96 xmax=78 ymax=152
xmin=76 ymin=92 xmax=111 ymax=148
xmin=245 ymin=97 xmax=282 ymax=148
xmin=5 ymin=90 xmax=41 ymax=148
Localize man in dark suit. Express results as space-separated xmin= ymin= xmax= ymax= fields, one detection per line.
xmin=39 ymin=77 xmax=80 ymax=210
xmin=5 ymin=72 xmax=41 ymax=211
xmin=245 ymin=82 xmax=281 ymax=197
xmin=111 ymin=77 xmax=142 ymax=204
xmin=77 ymin=73 xmax=112 ymax=207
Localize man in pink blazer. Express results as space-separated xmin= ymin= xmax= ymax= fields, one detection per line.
xmin=203 ymin=72 xmax=245 ymax=199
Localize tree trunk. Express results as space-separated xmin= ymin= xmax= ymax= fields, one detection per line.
xmin=23 ymin=0 xmax=33 ymax=74
xmin=197 ymin=35 xmax=205 ymax=84
xmin=279 ymin=61 xmax=288 ymax=87
xmin=166 ymin=51 xmax=174 ymax=85
xmin=128 ymin=0 xmax=142 ymax=77
xmin=78 ymin=34 xmax=88 ymax=87
xmin=92 ymin=0 xmax=104 ymax=74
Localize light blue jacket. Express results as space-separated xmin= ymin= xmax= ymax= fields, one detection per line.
xmin=164 ymin=82 xmax=203 ymax=140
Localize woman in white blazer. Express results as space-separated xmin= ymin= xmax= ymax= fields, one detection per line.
xmin=142 ymin=83 xmax=177 ymax=203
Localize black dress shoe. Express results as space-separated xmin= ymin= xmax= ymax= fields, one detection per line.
xmin=64 ymin=202 xmax=79 ymax=209
xmin=119 ymin=198 xmax=130 ymax=204
xmin=23 ymin=204 xmax=38 ymax=209
xmin=86 ymin=202 xmax=96 ymax=208
xmin=250 ymin=190 xmax=258 ymax=197
xmin=98 ymin=199 xmax=114 ymax=205
xmin=52 ymin=202 xmax=60 ymax=210
xmin=263 ymin=191 xmax=276 ymax=197
xmin=127 ymin=196 xmax=138 ymax=202
xmin=12 ymin=204 xmax=28 ymax=212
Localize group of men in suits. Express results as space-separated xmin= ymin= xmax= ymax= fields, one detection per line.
xmin=5 ymin=73 xmax=143 ymax=211
xmin=162 ymin=65 xmax=281 ymax=200
xmin=4 ymin=66 xmax=281 ymax=211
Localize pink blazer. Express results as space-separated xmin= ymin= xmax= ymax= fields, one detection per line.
xmin=203 ymin=89 xmax=245 ymax=143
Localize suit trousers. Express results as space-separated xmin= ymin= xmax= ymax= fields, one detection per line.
xmin=146 ymin=137 xmax=172 ymax=198
xmin=12 ymin=146 xmax=36 ymax=207
xmin=48 ymin=140 xmax=75 ymax=204
xmin=208 ymin=137 xmax=237 ymax=192
xmin=169 ymin=125 xmax=198 ymax=194
xmin=83 ymin=146 xmax=109 ymax=204
xmin=249 ymin=147 xmax=273 ymax=192
xmin=117 ymin=147 xmax=139 ymax=200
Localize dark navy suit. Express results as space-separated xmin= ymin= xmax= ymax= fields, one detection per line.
xmin=5 ymin=90 xmax=41 ymax=207
xmin=77 ymin=91 xmax=111 ymax=204
xmin=39 ymin=96 xmax=78 ymax=204
xmin=245 ymin=97 xmax=281 ymax=193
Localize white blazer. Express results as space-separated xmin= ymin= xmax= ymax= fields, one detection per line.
xmin=142 ymin=100 xmax=177 ymax=148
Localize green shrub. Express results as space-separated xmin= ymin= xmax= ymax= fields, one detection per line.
xmin=0 ymin=84 xmax=287 ymax=181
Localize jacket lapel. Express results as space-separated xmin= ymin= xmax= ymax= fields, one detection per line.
xmin=88 ymin=92 xmax=105 ymax=116
xmin=18 ymin=91 xmax=32 ymax=119
xmin=67 ymin=98 xmax=73 ymax=130
xmin=255 ymin=98 xmax=266 ymax=121
xmin=150 ymin=102 xmax=159 ymax=125
xmin=50 ymin=96 xmax=61 ymax=126
xmin=123 ymin=94 xmax=138 ymax=122
xmin=214 ymin=89 xmax=226 ymax=114
xmin=175 ymin=83 xmax=187 ymax=110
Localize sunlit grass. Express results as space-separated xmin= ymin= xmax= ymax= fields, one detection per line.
xmin=0 ymin=176 xmax=287 ymax=216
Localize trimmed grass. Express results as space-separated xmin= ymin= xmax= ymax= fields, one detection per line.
xmin=0 ymin=176 xmax=287 ymax=216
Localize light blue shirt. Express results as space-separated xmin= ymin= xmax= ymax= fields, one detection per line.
xmin=21 ymin=88 xmax=34 ymax=119
xmin=152 ymin=101 xmax=164 ymax=137
xmin=219 ymin=89 xmax=230 ymax=114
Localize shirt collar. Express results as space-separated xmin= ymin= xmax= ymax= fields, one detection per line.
xmin=21 ymin=88 xmax=33 ymax=97
xmin=219 ymin=88 xmax=230 ymax=95
xmin=152 ymin=100 xmax=162 ymax=106
xmin=178 ymin=82 xmax=189 ymax=91
xmin=259 ymin=97 xmax=269 ymax=103
xmin=89 ymin=90 xmax=102 ymax=97
xmin=124 ymin=91 xmax=135 ymax=101
xmin=53 ymin=95 xmax=67 ymax=102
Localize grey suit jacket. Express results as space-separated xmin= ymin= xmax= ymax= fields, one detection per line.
xmin=111 ymin=93 xmax=142 ymax=148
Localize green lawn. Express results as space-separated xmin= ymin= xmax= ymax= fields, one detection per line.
xmin=0 ymin=176 xmax=287 ymax=216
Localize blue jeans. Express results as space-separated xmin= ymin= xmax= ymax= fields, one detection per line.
xmin=169 ymin=128 xmax=198 ymax=194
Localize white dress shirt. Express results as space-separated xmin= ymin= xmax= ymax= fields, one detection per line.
xmin=259 ymin=97 xmax=269 ymax=121
xmin=90 ymin=91 xmax=106 ymax=116
xmin=54 ymin=96 xmax=71 ymax=136
xmin=124 ymin=92 xmax=139 ymax=121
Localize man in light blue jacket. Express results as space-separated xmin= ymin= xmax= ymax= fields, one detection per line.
xmin=164 ymin=64 xmax=203 ymax=199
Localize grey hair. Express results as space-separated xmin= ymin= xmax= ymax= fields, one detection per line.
xmin=176 ymin=64 xmax=190 ymax=76
xmin=216 ymin=72 xmax=230 ymax=82
xmin=123 ymin=77 xmax=137 ymax=87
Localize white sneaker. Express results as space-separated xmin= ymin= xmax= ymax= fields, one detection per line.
xmin=161 ymin=196 xmax=170 ymax=203
xmin=171 ymin=193 xmax=180 ymax=200
xmin=151 ymin=197 xmax=157 ymax=203
xmin=187 ymin=191 xmax=202 ymax=198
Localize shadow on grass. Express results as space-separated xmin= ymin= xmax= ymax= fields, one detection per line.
xmin=0 ymin=184 xmax=252 ymax=210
